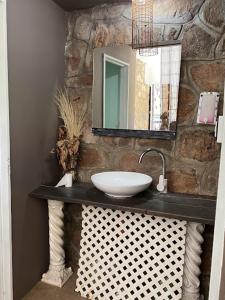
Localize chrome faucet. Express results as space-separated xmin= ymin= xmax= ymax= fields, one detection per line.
xmin=139 ymin=148 xmax=168 ymax=193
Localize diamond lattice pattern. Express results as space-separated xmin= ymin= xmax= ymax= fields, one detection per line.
xmin=76 ymin=205 xmax=187 ymax=300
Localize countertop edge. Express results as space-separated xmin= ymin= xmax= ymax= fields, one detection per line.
xmin=29 ymin=184 xmax=216 ymax=225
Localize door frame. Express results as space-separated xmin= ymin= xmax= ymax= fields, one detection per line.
xmin=103 ymin=54 xmax=129 ymax=129
xmin=0 ymin=0 xmax=13 ymax=299
xmin=209 ymin=81 xmax=225 ymax=299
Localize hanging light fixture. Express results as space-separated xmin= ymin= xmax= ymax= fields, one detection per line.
xmin=132 ymin=0 xmax=158 ymax=56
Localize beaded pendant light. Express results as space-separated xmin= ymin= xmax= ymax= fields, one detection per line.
xmin=132 ymin=0 xmax=158 ymax=56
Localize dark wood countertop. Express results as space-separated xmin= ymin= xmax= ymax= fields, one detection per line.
xmin=30 ymin=183 xmax=216 ymax=225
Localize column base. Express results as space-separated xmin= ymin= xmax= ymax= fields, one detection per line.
xmin=182 ymin=293 xmax=204 ymax=300
xmin=42 ymin=266 xmax=73 ymax=288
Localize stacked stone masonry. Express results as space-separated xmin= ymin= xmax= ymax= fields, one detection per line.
xmin=64 ymin=1 xmax=225 ymax=299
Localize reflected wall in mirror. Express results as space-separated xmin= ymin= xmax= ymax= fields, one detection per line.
xmin=92 ymin=44 xmax=182 ymax=138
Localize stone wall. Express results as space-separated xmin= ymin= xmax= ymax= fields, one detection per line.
xmin=64 ymin=1 xmax=225 ymax=298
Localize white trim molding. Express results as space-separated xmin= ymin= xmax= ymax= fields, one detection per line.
xmin=0 ymin=0 xmax=13 ymax=299
xmin=209 ymin=80 xmax=225 ymax=300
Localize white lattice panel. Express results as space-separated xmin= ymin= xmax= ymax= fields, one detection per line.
xmin=76 ymin=205 xmax=187 ymax=300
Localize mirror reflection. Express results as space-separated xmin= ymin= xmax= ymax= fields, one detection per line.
xmin=92 ymin=44 xmax=181 ymax=133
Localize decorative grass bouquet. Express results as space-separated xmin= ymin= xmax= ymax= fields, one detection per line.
xmin=55 ymin=88 xmax=86 ymax=178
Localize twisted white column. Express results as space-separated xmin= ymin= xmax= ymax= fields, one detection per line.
xmin=182 ymin=222 xmax=205 ymax=300
xmin=42 ymin=200 xmax=73 ymax=287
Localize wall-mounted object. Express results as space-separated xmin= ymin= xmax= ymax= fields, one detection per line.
xmin=197 ymin=92 xmax=219 ymax=125
xmin=92 ymin=44 xmax=182 ymax=139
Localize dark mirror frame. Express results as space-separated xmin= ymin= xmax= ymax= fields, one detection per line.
xmin=92 ymin=128 xmax=176 ymax=139
xmin=92 ymin=41 xmax=181 ymax=140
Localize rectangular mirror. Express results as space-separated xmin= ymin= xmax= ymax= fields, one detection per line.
xmin=92 ymin=44 xmax=182 ymax=139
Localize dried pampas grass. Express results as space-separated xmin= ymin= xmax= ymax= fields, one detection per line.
xmin=55 ymin=88 xmax=86 ymax=139
xmin=55 ymin=88 xmax=86 ymax=174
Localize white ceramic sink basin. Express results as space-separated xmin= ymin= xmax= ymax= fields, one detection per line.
xmin=91 ymin=171 xmax=152 ymax=199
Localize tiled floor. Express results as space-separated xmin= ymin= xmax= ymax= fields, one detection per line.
xmin=23 ymin=275 xmax=86 ymax=300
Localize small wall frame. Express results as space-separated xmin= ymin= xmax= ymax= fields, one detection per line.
xmin=197 ymin=92 xmax=220 ymax=125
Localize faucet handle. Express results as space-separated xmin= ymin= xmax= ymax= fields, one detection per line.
xmin=157 ymin=175 xmax=168 ymax=193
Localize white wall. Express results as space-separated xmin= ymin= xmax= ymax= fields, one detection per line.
xmin=0 ymin=1 xmax=13 ymax=300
